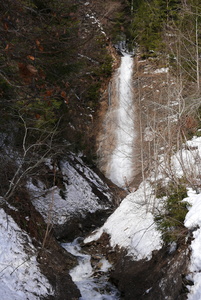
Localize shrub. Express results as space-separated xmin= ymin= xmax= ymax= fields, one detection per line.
xmin=155 ymin=181 xmax=189 ymax=243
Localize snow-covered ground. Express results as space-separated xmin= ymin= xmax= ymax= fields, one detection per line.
xmin=94 ymin=134 xmax=201 ymax=297
xmin=0 ymin=208 xmax=53 ymax=300
xmin=159 ymin=136 xmax=201 ymax=182
xmin=0 ymin=153 xmax=114 ymax=300
xmin=2 ymin=53 xmax=201 ymax=299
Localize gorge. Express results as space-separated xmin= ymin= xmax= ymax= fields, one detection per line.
xmin=60 ymin=48 xmax=136 ymax=300
xmin=1 ymin=1 xmax=201 ymax=300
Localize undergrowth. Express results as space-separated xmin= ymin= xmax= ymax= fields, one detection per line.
xmin=155 ymin=180 xmax=189 ymax=243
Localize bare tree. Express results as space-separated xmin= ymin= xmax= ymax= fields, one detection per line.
xmin=0 ymin=111 xmax=61 ymax=204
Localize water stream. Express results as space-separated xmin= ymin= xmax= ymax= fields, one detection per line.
xmin=62 ymin=48 xmax=135 ymax=299
xmin=62 ymin=238 xmax=120 ymax=300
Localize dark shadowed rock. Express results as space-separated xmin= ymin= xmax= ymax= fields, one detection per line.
xmin=28 ymin=153 xmax=125 ymax=242
xmin=110 ymin=243 xmax=190 ymax=300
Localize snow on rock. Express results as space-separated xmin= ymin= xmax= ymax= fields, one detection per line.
xmin=0 ymin=208 xmax=53 ymax=300
xmin=184 ymin=189 xmax=201 ymax=300
xmin=170 ymin=136 xmax=201 ymax=180
xmin=154 ymin=67 xmax=169 ymax=74
xmin=83 ymin=135 xmax=201 ymax=264
xmin=149 ymin=135 xmax=201 ymax=299
xmin=28 ymin=154 xmax=112 ymax=225
xmin=154 ymin=136 xmax=201 ymax=187
xmin=99 ymin=258 xmax=112 ymax=272
xmin=85 ymin=182 xmax=162 ymax=260
xmin=86 ymin=12 xmax=106 ymax=36
xmin=184 ymin=190 xmax=201 ymax=229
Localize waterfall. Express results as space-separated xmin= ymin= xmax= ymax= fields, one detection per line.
xmin=98 ymin=52 xmax=135 ymax=188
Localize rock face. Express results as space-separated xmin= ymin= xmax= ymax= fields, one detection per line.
xmin=110 ymin=244 xmax=190 ymax=300
xmin=83 ymin=228 xmax=190 ymax=300
xmin=5 ymin=190 xmax=81 ymax=300
xmin=2 ymin=152 xmax=124 ymax=300
xmin=28 ymin=153 xmax=123 ymax=241
xmin=38 ymin=242 xmax=81 ymax=300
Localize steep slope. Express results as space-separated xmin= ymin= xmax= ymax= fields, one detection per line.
xmin=0 ymin=0 xmax=128 ymax=298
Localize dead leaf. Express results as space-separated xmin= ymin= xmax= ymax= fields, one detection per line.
xmin=5 ymin=44 xmax=9 ymax=50
xmin=36 ymin=39 xmax=40 ymax=46
xmin=27 ymin=64 xmax=38 ymax=75
xmin=3 ymin=22 xmax=8 ymax=31
xmin=35 ymin=114 xmax=41 ymax=119
xmin=36 ymin=39 xmax=44 ymax=51
xmin=46 ymin=90 xmax=53 ymax=96
xmin=64 ymin=98 xmax=69 ymax=104
xmin=61 ymin=91 xmax=67 ymax=98
xmin=27 ymin=55 xmax=35 ymax=61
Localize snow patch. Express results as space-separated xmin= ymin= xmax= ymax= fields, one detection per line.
xmin=184 ymin=189 xmax=201 ymax=299
xmin=154 ymin=67 xmax=169 ymax=74
xmin=86 ymin=12 xmax=106 ymax=36
xmin=28 ymin=156 xmax=112 ymax=225
xmin=85 ymin=182 xmax=162 ymax=260
xmin=0 ymin=208 xmax=53 ymax=300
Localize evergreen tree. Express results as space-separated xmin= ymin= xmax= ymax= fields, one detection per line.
xmin=131 ymin=0 xmax=181 ymax=54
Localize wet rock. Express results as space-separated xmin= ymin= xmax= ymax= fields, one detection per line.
xmin=54 ymin=209 xmax=113 ymax=241
xmin=110 ymin=244 xmax=190 ymax=300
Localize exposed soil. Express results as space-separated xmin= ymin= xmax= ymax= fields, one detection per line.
xmin=1 ymin=2 xmax=195 ymax=299
xmin=132 ymin=55 xmax=174 ymax=178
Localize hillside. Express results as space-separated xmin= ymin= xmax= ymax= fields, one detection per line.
xmin=0 ymin=0 xmax=127 ymax=299
xmin=1 ymin=0 xmax=201 ymax=299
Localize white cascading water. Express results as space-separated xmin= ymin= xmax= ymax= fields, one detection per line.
xmin=100 ymin=52 xmax=135 ymax=188
xmin=62 ymin=238 xmax=120 ymax=300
